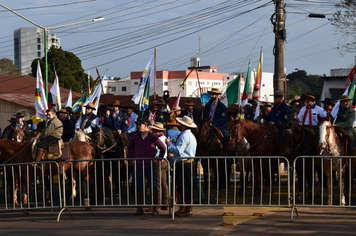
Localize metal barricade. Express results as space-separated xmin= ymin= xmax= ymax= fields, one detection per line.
xmin=0 ymin=161 xmax=62 ymax=212
xmin=172 ymin=156 xmax=290 ymax=220
xmin=58 ymin=158 xmax=171 ymax=221
xmin=291 ymin=155 xmax=356 ymax=221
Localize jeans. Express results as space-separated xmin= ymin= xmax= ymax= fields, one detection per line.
xmin=134 ymin=165 xmax=157 ymax=192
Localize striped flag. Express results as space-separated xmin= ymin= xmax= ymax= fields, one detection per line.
xmin=138 ymin=76 xmax=150 ymax=117
xmin=132 ymin=55 xmax=155 ymax=104
xmin=252 ymin=48 xmax=263 ymax=99
xmin=32 ymin=60 xmax=48 ymax=122
xmin=170 ymin=91 xmax=181 ymax=118
xmin=84 ymin=81 xmax=102 ymax=115
xmin=345 ymin=64 xmax=356 ymax=89
xmin=49 ymin=72 xmax=61 ymax=111
xmin=220 ymin=75 xmax=240 ymax=107
xmin=180 ymin=66 xmax=195 ymax=89
xmin=241 ymin=60 xmax=251 ymax=108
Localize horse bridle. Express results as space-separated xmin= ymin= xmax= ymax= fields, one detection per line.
xmin=91 ymin=128 xmax=118 ymax=153
xmin=198 ymin=123 xmax=220 ymax=155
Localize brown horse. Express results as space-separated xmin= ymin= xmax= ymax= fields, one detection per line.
xmin=12 ymin=127 xmax=42 ymax=143
xmin=228 ymin=118 xmax=281 ymax=195
xmin=0 ymin=139 xmax=97 ymax=205
xmin=318 ymin=115 xmax=356 ymax=205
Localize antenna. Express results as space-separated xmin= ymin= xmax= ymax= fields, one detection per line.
xmin=196 ymin=34 xmax=201 ymax=57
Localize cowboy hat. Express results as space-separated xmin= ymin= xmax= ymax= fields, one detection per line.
xmin=207 ymin=88 xmax=221 ymax=94
xmin=173 ymin=106 xmax=181 ymax=112
xmin=124 ymin=103 xmax=135 ymax=109
xmin=149 ymin=122 xmax=166 ymax=131
xmin=176 ymin=115 xmax=197 ymax=128
xmin=273 ymin=90 xmax=283 ymax=97
xmin=15 ymin=111 xmax=25 ymax=118
xmin=135 ymin=117 xmax=149 ymax=126
xmin=157 ymin=99 xmax=165 ymax=105
xmin=57 ymin=108 xmax=69 ymax=114
xmin=84 ymin=102 xmax=96 ymax=110
xmin=149 ymin=100 xmax=159 ymax=108
xmin=320 ymin=98 xmax=334 ymax=105
xmin=166 ymin=117 xmax=180 ymax=126
xmin=340 ymin=95 xmax=353 ymax=101
xmin=185 ymin=99 xmax=195 ymax=106
xmin=98 ymin=104 xmax=108 ymax=111
xmin=112 ymin=100 xmax=122 ymax=107
xmin=299 ymin=94 xmax=307 ymax=101
xmin=65 ymin=106 xmax=73 ymax=114
xmin=306 ymin=93 xmax=316 ymax=101
xmin=8 ymin=117 xmax=16 ymax=123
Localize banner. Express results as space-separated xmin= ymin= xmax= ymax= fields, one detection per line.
xmin=132 ymin=55 xmax=155 ymax=104
xmin=32 ymin=60 xmax=48 ymax=122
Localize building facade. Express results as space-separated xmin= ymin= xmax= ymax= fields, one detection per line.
xmin=14 ymin=27 xmax=60 ymax=75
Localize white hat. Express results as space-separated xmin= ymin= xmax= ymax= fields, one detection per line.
xmin=176 ymin=116 xmax=197 ymax=128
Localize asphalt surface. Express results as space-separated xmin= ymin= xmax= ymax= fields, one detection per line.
xmin=0 ymin=205 xmax=356 ymax=235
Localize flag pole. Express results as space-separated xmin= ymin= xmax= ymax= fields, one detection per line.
xmin=154 ymin=46 xmax=157 ymax=100
xmin=88 ymin=71 xmax=90 ymax=95
xmin=259 ymin=47 xmax=263 ymax=101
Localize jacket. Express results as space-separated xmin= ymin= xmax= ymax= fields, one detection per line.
xmin=262 ymin=101 xmax=291 ymax=125
xmin=40 ymin=116 xmax=63 ymax=140
xmin=203 ymin=99 xmax=228 ymax=130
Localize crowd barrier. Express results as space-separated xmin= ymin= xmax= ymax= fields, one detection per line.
xmin=0 ymin=156 xmax=292 ymax=221
xmin=291 ymin=155 xmax=356 ymax=221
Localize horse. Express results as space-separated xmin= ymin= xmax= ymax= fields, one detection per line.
xmin=0 ymin=139 xmax=97 ymax=206
xmin=12 ymin=127 xmax=42 ymax=143
xmin=318 ymin=115 xmax=356 ymax=205
xmin=73 ymin=130 xmax=91 ymax=142
xmin=228 ymin=118 xmax=281 ymax=195
xmin=277 ymin=120 xmax=317 ymax=201
xmin=196 ymin=119 xmax=231 ymax=193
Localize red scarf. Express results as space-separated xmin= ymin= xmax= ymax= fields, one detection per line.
xmin=127 ymin=113 xmax=131 ymax=127
xmin=302 ymin=105 xmax=312 ymax=127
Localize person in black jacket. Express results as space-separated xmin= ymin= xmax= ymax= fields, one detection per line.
xmin=57 ymin=108 xmax=74 ymax=142
xmin=262 ymin=90 xmax=291 ymax=126
xmin=2 ymin=112 xmax=32 ymax=140
xmin=181 ymin=99 xmax=201 ymax=125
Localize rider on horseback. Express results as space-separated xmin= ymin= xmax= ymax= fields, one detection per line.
xmin=262 ymin=90 xmax=291 ymax=126
xmin=2 ymin=111 xmax=33 ymax=140
xmin=75 ymin=102 xmax=97 ymax=134
xmin=34 ymin=108 xmax=63 ymax=162
xmin=333 ymin=95 xmax=355 ymax=148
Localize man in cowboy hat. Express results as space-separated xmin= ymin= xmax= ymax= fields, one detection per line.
xmin=1 ymin=118 xmax=17 ymax=140
xmin=1 ymin=111 xmax=33 ymax=140
xmin=57 ymin=108 xmax=74 ymax=142
xmin=34 ymin=108 xmax=63 ymax=162
xmin=110 ymin=100 xmax=128 ymax=134
xmin=181 ymin=99 xmax=201 ymax=124
xmin=297 ymin=92 xmax=326 ymax=135
xmin=94 ymin=104 xmax=111 ymax=129
xmin=148 ymin=122 xmax=169 ymax=213
xmin=333 ymin=95 xmax=355 ymax=147
xmin=321 ymin=98 xmax=334 ymax=114
xmin=202 ymin=87 xmax=229 ymax=142
xmin=124 ymin=103 xmax=138 ymax=135
xmin=75 ymin=102 xmax=97 ymax=134
xmin=167 ymin=116 xmax=197 ymax=217
xmin=65 ymin=106 xmax=77 ymax=128
xmin=172 ymin=106 xmax=182 ymax=119
xmin=165 ymin=117 xmax=181 ymax=145
xmin=143 ymin=100 xmax=165 ymax=125
xmin=262 ymin=90 xmax=291 ymax=125
xmin=127 ymin=117 xmax=166 ymax=216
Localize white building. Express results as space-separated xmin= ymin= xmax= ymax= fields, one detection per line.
xmin=14 ymin=27 xmax=60 ymax=75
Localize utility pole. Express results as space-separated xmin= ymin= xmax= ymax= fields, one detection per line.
xmin=271 ymin=0 xmax=286 ymax=93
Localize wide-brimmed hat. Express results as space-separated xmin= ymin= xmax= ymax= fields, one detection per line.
xmin=124 ymin=103 xmax=135 ymax=109
xmin=157 ymin=99 xmax=165 ymax=105
xmin=290 ymin=100 xmax=299 ymax=106
xmin=149 ymin=100 xmax=159 ymax=108
xmin=273 ymin=90 xmax=284 ymax=97
xmin=166 ymin=117 xmax=180 ymax=126
xmin=306 ymin=93 xmax=316 ymax=101
xmin=173 ymin=106 xmax=181 ymax=112
xmin=112 ymin=100 xmax=122 ymax=107
xmin=8 ymin=117 xmax=16 ymax=123
xmin=185 ymin=99 xmax=195 ymax=106
xmin=57 ymin=108 xmax=69 ymax=114
xmin=321 ymin=98 xmax=334 ymax=105
xmin=299 ymin=94 xmax=307 ymax=101
xmin=136 ymin=117 xmax=149 ymax=126
xmin=207 ymin=88 xmax=221 ymax=95
xmin=98 ymin=104 xmax=108 ymax=111
xmin=176 ymin=115 xmax=197 ymax=128
xmin=65 ymin=106 xmax=73 ymax=114
xmin=84 ymin=102 xmax=96 ymax=110
xmin=149 ymin=122 xmax=166 ymax=131
xmin=15 ymin=111 xmax=25 ymax=118
xmin=340 ymin=95 xmax=353 ymax=101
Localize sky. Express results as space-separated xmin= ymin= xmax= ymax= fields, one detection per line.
xmin=0 ymin=0 xmax=354 ymax=79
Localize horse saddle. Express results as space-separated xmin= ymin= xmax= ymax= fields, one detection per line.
xmin=44 ymin=139 xmax=69 ymax=161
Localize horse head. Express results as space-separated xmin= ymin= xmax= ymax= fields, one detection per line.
xmin=197 ymin=119 xmax=211 ymax=143
xmin=90 ymin=126 xmax=116 ymax=150
xmin=73 ymin=130 xmax=91 ymax=142
xmin=318 ymin=114 xmax=337 ymax=155
xmin=228 ymin=118 xmax=245 ymax=152
xmin=12 ymin=127 xmax=26 ymax=142
xmin=277 ymin=121 xmax=294 ymax=157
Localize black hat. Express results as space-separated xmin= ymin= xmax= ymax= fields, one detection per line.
xmin=15 ymin=112 xmax=25 ymax=118
xmin=320 ymin=98 xmax=334 ymax=105
xmin=299 ymin=94 xmax=307 ymax=101
xmin=135 ymin=117 xmax=149 ymax=126
xmin=306 ymin=92 xmax=316 ymax=101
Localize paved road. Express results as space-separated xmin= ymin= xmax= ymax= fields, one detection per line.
xmin=0 ymin=206 xmax=356 ymax=235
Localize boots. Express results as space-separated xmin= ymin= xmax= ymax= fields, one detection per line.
xmin=135 ymin=191 xmax=144 ymax=216
xmin=34 ymin=148 xmax=45 ymax=162
xmin=176 ymin=202 xmax=193 ymax=217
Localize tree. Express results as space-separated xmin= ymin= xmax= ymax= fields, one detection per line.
xmin=0 ymin=58 xmax=19 ymax=75
xmin=30 ymin=47 xmax=92 ymax=93
xmin=287 ymin=70 xmax=320 ymax=101
xmin=329 ymin=0 xmax=356 ymax=53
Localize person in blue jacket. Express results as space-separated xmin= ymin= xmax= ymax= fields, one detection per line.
xmin=262 ymin=90 xmax=291 ymax=125
xmin=110 ymin=100 xmax=128 ymax=134
xmin=202 ymin=88 xmax=229 ymax=142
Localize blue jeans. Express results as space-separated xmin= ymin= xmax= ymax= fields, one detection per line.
xmin=134 ymin=165 xmax=157 ymax=192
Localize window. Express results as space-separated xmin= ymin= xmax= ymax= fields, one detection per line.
xmin=227 ymin=77 xmax=230 ymax=80
xmin=37 ymin=45 xmax=41 ymax=50
xmin=37 ymin=52 xmax=41 ymax=58
xmin=164 ymin=82 xmax=168 ymax=86
xmin=121 ymin=87 xmax=126 ymax=92
xmin=52 ymin=38 xmax=55 ymax=43
xmin=37 ymin=38 xmax=41 ymax=43
xmin=112 ymin=87 xmax=116 ymax=92
xmin=134 ymin=82 xmax=138 ymax=85
xmin=207 ymin=82 xmax=210 ymax=85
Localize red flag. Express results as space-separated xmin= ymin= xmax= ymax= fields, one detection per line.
xmin=170 ymin=91 xmax=181 ymax=118
xmin=345 ymin=64 xmax=356 ymax=89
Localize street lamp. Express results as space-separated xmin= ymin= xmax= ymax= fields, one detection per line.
xmin=0 ymin=3 xmax=104 ymax=100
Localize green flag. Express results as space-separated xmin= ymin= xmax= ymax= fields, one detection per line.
xmin=220 ymin=75 xmax=240 ymax=107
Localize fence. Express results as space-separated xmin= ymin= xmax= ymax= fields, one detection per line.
xmin=290 ymin=155 xmax=356 ymax=221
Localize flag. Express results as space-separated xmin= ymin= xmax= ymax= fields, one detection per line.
xmin=241 ymin=60 xmax=251 ymax=108
xmin=170 ymin=91 xmax=181 ymax=118
xmin=49 ymin=72 xmax=61 ymax=111
xmin=132 ymin=55 xmax=155 ymax=104
xmin=180 ymin=66 xmax=196 ymax=89
xmin=72 ymin=93 xmax=88 ymax=114
xmin=138 ymin=76 xmax=150 ymax=117
xmin=220 ymin=75 xmax=240 ymax=107
xmin=348 ymin=74 xmax=356 ymax=101
xmin=89 ymin=68 xmax=101 ymax=95
xmin=331 ymin=85 xmax=350 ymax=118
xmin=84 ymin=81 xmax=102 ymax=115
xmin=32 ymin=60 xmax=48 ymax=122
xmin=252 ymin=48 xmax=263 ymax=99
xmin=254 ymin=101 xmax=260 ymax=120
xmin=65 ymin=88 xmax=72 ymax=108
xmin=345 ymin=64 xmax=356 ymax=89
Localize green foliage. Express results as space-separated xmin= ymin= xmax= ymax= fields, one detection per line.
xmin=0 ymin=58 xmax=18 ymax=75
xmin=287 ymin=70 xmax=320 ymax=101
xmin=30 ymin=47 xmax=92 ymax=93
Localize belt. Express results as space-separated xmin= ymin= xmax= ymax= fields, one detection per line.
xmin=177 ymin=159 xmax=194 ymax=164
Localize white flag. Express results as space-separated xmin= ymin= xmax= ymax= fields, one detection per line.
xmin=33 ymin=61 xmax=48 ymax=121
xmin=84 ymin=81 xmax=102 ymax=115
xmin=331 ymin=85 xmax=350 ymax=119
xmin=65 ymin=88 xmax=72 ymax=108
xmin=254 ymin=101 xmax=260 ymax=120
xmin=132 ymin=55 xmax=155 ymax=104
xmin=50 ymin=73 xmax=61 ymax=111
